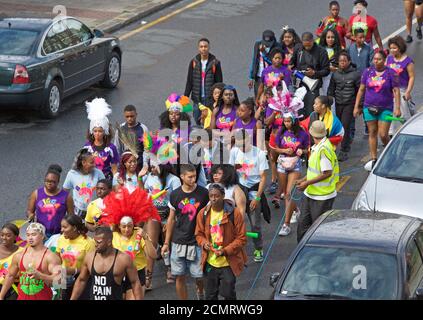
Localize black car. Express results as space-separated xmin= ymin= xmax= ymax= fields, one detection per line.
xmin=270 ymin=210 xmax=423 ymax=300
xmin=0 ymin=17 xmax=122 ymax=118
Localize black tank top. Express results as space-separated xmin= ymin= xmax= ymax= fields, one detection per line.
xmin=90 ymin=249 xmax=122 ymax=300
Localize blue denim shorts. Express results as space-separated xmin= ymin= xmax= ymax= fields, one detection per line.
xmin=170 ymin=244 xmax=203 ymax=278
xmin=277 ymin=156 xmax=302 ymax=174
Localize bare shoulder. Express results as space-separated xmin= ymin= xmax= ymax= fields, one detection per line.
xmin=117 ymin=251 xmax=132 ymax=266
xmin=47 ymin=250 xmax=62 ymax=264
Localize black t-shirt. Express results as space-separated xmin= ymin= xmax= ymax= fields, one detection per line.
xmin=169 ymin=185 xmax=209 ymax=245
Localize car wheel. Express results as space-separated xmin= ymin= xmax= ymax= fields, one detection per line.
xmin=100 ymin=51 xmax=121 ymax=88
xmin=40 ymin=79 xmax=62 ymax=119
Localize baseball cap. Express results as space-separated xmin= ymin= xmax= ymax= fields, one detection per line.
xmin=309 ymin=120 xmax=327 ymax=139
xmin=262 ymin=30 xmax=276 ymax=47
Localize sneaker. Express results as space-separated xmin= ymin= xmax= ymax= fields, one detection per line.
xmin=290 ymin=208 xmax=300 ymax=224
xmin=267 ymin=181 xmax=278 ymax=194
xmin=338 ymin=151 xmax=349 ymax=162
xmin=253 ymin=249 xmax=264 ymax=263
xmin=271 ymin=195 xmax=280 ymax=209
xmin=417 ymin=25 xmax=422 ymax=40
xmin=278 ymin=224 xmax=291 ymax=236
xmin=406 ymin=34 xmax=413 ymax=43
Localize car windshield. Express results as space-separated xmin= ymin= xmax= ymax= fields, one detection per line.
xmin=281 ymin=246 xmax=398 ymax=300
xmin=0 ymin=28 xmax=39 ymax=55
xmin=374 ymin=134 xmax=423 ymax=183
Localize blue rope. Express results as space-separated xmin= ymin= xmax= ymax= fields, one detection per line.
xmin=245 ymin=209 xmax=286 ymax=300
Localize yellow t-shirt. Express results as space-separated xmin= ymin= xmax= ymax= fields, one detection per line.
xmin=112 ymin=231 xmax=147 ymax=270
xmin=207 ymin=209 xmax=229 ymax=268
xmin=0 ymin=247 xmax=23 ymax=285
xmin=85 ymin=198 xmax=104 ymax=225
xmin=57 ymin=235 xmax=95 ymax=270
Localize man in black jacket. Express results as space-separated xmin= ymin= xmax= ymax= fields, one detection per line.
xmin=248 ymin=30 xmax=280 ymax=97
xmin=328 ymin=51 xmax=361 ymax=161
xmin=290 ymin=32 xmax=330 ymax=117
xmin=185 ymin=38 xmax=223 ymax=125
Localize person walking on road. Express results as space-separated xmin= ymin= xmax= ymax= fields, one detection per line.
xmin=348 ymin=0 xmax=383 ymax=50
xmin=353 ymin=50 xmax=401 ymax=168
xmin=27 ymin=164 xmax=73 ymax=239
xmin=0 ymin=223 xmax=62 ymax=300
xmin=0 ymin=223 xmax=23 ymax=300
xmin=63 ymin=149 xmax=105 ymax=219
xmin=319 ymin=28 xmax=343 ymax=95
xmin=248 ymin=30 xmax=280 ymax=97
xmin=195 ymin=183 xmax=247 ymax=300
xmin=84 ymin=98 xmax=119 ymax=180
xmin=403 ymin=0 xmax=423 ymax=43
xmin=347 ymin=28 xmax=374 ymax=74
xmin=296 ymin=121 xmax=339 ymax=242
xmin=280 ymin=27 xmax=301 ymax=67
xmin=270 ymin=113 xmax=310 ymax=236
xmin=161 ymin=164 xmax=209 ymax=300
xmin=114 ymin=105 xmax=150 ymax=172
xmin=85 ymin=179 xmax=112 ymax=232
xmin=57 ymin=215 xmax=95 ymax=300
xmin=328 ymin=51 xmax=361 ymax=161
xmin=229 ymin=130 xmax=270 ymax=263
xmin=70 ymin=226 xmax=142 ymax=300
xmin=290 ymin=32 xmax=330 ymax=117
xmin=387 ymin=36 xmax=415 ymax=136
xmin=185 ymin=38 xmax=223 ymax=125
xmin=315 ymin=1 xmax=349 ymax=48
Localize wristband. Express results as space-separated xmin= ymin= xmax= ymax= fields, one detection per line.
xmin=138 ymin=176 xmax=143 ymax=181
xmin=255 ymin=196 xmax=261 ymax=201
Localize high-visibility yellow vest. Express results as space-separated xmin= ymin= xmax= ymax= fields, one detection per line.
xmin=305 ymin=138 xmax=339 ymax=196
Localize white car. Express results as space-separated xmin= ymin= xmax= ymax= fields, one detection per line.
xmin=352 ymin=112 xmax=423 ymax=218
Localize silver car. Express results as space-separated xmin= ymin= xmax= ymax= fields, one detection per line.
xmin=352 ymin=112 xmax=423 ymax=218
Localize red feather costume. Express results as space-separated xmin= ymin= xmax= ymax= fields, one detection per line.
xmin=99 ymin=187 xmax=160 ymax=226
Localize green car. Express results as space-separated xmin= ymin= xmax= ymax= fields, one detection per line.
xmin=0 ymin=17 xmax=122 ymax=118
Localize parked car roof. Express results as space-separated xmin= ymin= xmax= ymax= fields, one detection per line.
xmin=399 ymin=112 xmax=423 ymax=136
xmin=307 ymin=210 xmax=417 ymax=253
xmin=0 ymin=18 xmax=52 ymax=31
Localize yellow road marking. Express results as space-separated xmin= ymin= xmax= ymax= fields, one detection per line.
xmin=336 ymin=176 xmax=351 ymax=192
xmin=119 ymin=0 xmax=206 ymax=41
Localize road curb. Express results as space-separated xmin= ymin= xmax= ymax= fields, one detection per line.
xmin=96 ymin=0 xmax=184 ymax=34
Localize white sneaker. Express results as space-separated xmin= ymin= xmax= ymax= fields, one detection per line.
xmin=278 ymin=224 xmax=291 ymax=236
xmin=290 ymin=209 xmax=300 ymax=224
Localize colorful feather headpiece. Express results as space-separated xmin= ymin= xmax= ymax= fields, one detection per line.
xmin=99 ymin=187 xmax=160 ymax=226
xmin=165 ymin=93 xmax=193 ymax=113
xmin=86 ymin=98 xmax=112 ymax=135
xmin=268 ymin=86 xmax=307 ymax=120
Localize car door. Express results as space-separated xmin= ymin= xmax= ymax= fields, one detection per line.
xmin=64 ymin=18 xmax=106 ymax=86
xmin=42 ymin=19 xmax=81 ymax=94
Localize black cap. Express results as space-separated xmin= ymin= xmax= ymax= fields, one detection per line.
xmin=261 ymin=30 xmax=276 ymax=47
xmin=354 ymin=0 xmax=368 ymax=7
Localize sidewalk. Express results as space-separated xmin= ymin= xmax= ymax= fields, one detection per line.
xmin=0 ymin=0 xmax=183 ymax=33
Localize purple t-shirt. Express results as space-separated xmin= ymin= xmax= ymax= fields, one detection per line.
xmin=386 ymin=55 xmax=413 ymax=89
xmin=234 ymin=117 xmax=257 ymax=130
xmin=261 ymin=65 xmax=292 ymax=88
xmin=35 ymin=187 xmax=68 ymax=236
xmin=275 ymin=128 xmax=310 ymax=151
xmin=361 ymin=66 xmax=399 ymax=110
xmin=215 ymin=107 xmax=237 ymax=131
xmin=83 ymin=143 xmax=119 ymax=179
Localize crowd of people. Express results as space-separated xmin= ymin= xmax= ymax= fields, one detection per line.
xmin=0 ymin=0 xmax=419 ymax=301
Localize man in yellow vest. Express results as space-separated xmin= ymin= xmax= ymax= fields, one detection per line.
xmin=295 ymin=120 xmax=339 ymax=242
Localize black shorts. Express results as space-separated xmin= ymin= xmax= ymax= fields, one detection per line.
xmin=122 ymin=268 xmax=146 ymax=291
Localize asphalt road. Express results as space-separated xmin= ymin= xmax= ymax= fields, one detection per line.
xmin=0 ymin=0 xmax=422 ymax=300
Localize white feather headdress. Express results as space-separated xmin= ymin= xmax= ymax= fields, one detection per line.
xmin=86 ymin=98 xmax=112 ymax=135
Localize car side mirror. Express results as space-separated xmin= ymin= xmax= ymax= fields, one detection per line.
xmin=364 ymin=160 xmax=374 ymax=172
xmin=93 ymin=29 xmax=104 ymax=38
xmin=269 ymin=272 xmax=280 ymax=288
xmin=416 ymin=288 xmax=423 ymax=300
